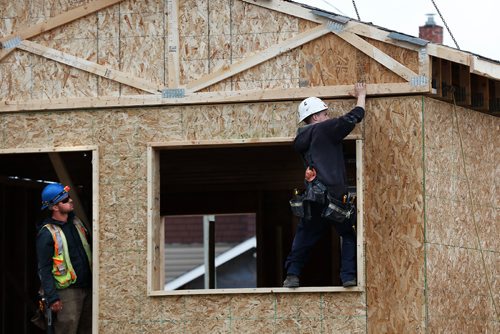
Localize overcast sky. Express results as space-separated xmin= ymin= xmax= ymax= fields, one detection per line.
xmin=292 ymin=0 xmax=499 ymax=61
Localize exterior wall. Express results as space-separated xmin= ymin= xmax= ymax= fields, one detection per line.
xmin=1 ymin=98 xmax=368 ymax=333
xmin=2 ymin=93 xmax=497 ymax=332
xmin=364 ymin=96 xmax=426 ymax=332
xmin=423 ymin=98 xmax=499 ymax=333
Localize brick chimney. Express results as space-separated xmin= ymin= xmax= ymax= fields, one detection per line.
xmin=419 ymin=14 xmax=443 ymax=44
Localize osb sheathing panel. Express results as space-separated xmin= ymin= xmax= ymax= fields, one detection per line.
xmin=296 ymin=20 xmax=419 ymax=87
xmin=1 ymin=0 xmax=421 ymax=99
xmin=423 ymin=98 xmax=499 ymax=332
xmin=0 ymin=97 xmax=370 ymax=333
xmin=298 ymin=32 xmax=413 ymax=86
xmin=194 ymin=0 xmax=302 ymax=90
xmin=363 ymin=96 xmax=425 ymax=333
xmin=0 ymin=52 xmax=33 ymax=101
xmin=363 ymin=37 xmax=420 ymax=76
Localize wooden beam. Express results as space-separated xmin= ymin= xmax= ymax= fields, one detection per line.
xmin=419 ymin=46 xmax=431 ymax=89
xmin=0 ymin=0 xmax=124 ymax=61
xmin=90 ymin=148 xmax=99 ymax=334
xmin=0 ymin=82 xmax=430 ymax=112
xmin=185 ymin=24 xmax=331 ymax=93
xmin=355 ymin=140 xmax=365 ymax=288
xmin=469 ymin=55 xmax=500 ymax=81
xmin=333 ymin=30 xmax=419 ymax=82
xmin=166 ymin=0 xmax=180 ymax=88
xmin=147 ymin=146 xmax=162 ymax=293
xmin=17 ymin=40 xmax=161 ymax=94
xmin=426 ymin=44 xmax=469 ymax=66
xmin=48 ymin=152 xmax=90 ymax=232
xmin=241 ymin=0 xmax=321 ymax=23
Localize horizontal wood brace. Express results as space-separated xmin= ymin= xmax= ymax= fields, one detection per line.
xmin=0 ymin=82 xmax=430 ymax=113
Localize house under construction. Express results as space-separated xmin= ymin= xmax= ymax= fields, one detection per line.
xmin=0 ymin=0 xmax=498 ymax=333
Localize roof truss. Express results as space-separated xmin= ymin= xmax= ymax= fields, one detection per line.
xmin=0 ymin=0 xmax=498 ymax=113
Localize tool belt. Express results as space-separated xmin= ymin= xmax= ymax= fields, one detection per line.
xmin=289 ymin=179 xmax=355 ymax=223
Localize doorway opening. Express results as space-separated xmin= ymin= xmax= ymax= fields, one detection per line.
xmin=0 ymin=148 xmax=96 ymax=334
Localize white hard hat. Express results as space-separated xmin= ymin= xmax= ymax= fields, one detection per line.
xmin=298 ymin=97 xmax=328 ymax=123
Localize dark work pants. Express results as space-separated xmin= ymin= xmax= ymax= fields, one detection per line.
xmin=54 ymin=287 xmax=92 ymax=334
xmin=285 ymin=203 xmax=357 ymax=284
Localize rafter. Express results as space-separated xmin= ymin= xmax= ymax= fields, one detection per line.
xmin=186 ymin=24 xmax=331 ymax=93
xmin=241 ymin=0 xmax=420 ymax=51
xmin=17 ymin=40 xmax=162 ymax=94
xmin=0 ymin=0 xmax=124 ymax=61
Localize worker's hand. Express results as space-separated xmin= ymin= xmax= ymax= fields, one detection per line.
xmin=50 ymin=300 xmax=63 ymax=313
xmin=351 ymin=82 xmax=367 ymax=98
xmin=350 ymin=82 xmax=367 ymax=109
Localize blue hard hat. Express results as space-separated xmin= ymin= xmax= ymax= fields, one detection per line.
xmin=41 ymin=183 xmax=70 ymax=210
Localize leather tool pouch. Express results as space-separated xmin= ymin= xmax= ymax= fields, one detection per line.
xmin=322 ymin=194 xmax=355 ymax=223
xmin=289 ymin=195 xmax=305 ymax=218
xmin=289 ymin=179 xmax=327 ymax=219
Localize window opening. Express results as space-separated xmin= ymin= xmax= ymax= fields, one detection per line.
xmin=148 ymin=139 xmax=364 ymax=294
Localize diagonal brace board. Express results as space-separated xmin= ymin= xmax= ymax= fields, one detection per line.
xmin=48 ymin=152 xmax=91 ymax=233
xmin=0 ymin=0 xmax=124 ymax=61
xmin=17 ymin=40 xmax=162 ymax=94
xmin=186 ymin=24 xmax=331 ymax=93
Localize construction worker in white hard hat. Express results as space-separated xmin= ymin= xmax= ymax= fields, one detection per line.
xmin=284 ymin=83 xmax=366 ymax=288
xmin=35 ymin=183 xmax=92 ymax=333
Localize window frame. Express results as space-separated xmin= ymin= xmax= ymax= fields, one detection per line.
xmin=147 ymin=138 xmax=364 ymax=296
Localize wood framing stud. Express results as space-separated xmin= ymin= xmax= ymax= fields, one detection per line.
xmin=167 ymin=0 xmax=180 ymax=88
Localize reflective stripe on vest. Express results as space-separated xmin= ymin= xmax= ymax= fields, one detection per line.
xmin=43 ymin=219 xmax=91 ymax=289
xmin=73 ymin=217 xmax=92 ymax=268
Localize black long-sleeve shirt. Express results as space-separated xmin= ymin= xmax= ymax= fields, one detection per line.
xmin=293 ymin=106 xmax=365 ymax=197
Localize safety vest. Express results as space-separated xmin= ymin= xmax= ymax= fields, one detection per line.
xmin=43 ymin=217 xmax=92 ymax=289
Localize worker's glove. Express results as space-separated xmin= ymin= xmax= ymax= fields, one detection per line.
xmin=50 ymin=300 xmax=63 ymax=313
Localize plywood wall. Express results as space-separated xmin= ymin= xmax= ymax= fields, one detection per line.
xmin=363 ymin=96 xmax=426 ymax=333
xmin=1 ymin=0 xmax=422 ymax=101
xmin=0 ymin=96 xmax=370 ymax=333
xmin=423 ymin=98 xmax=499 ymax=333
xmin=2 ymin=90 xmax=497 ymax=332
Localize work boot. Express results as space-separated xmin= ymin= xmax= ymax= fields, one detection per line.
xmin=283 ymin=275 xmax=299 ymax=288
xmin=342 ymin=279 xmax=357 ymax=287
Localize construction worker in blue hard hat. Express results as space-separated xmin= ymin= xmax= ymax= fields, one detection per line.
xmin=284 ymin=83 xmax=367 ymax=288
xmin=35 ymin=183 xmax=92 ymax=333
